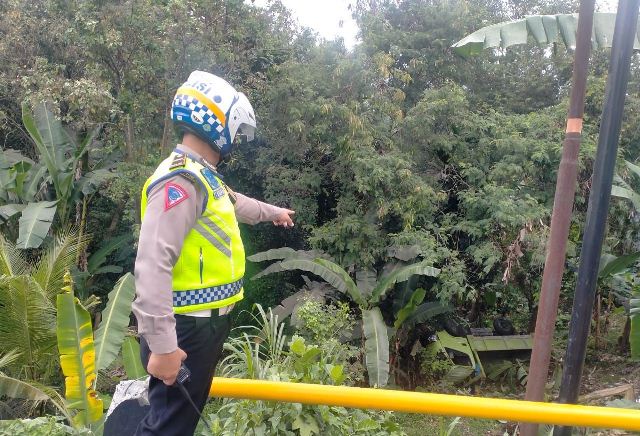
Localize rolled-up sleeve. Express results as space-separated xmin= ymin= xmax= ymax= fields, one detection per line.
xmin=234 ymin=192 xmax=287 ymax=225
xmin=132 ymin=175 xmax=203 ymax=354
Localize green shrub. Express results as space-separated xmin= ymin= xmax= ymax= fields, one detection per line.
xmin=207 ymin=305 xmax=403 ymax=435
xmin=0 ymin=416 xmax=92 ymax=436
xmin=419 ymin=345 xmax=453 ymax=385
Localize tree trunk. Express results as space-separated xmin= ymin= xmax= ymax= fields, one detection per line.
xmin=618 ymin=316 xmax=631 ymax=353
xmin=125 ymin=114 xmax=135 ymax=160
xmin=160 ymin=104 xmax=173 ymax=154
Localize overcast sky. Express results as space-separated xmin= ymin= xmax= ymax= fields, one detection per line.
xmin=249 ymin=0 xmax=618 ymax=50
xmin=250 ymin=0 xmax=359 ymax=48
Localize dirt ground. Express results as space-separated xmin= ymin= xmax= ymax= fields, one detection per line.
xmin=397 ymin=312 xmax=640 ymax=436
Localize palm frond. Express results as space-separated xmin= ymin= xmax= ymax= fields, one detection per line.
xmin=0 ymin=234 xmax=26 ymax=276
xmin=0 ymin=276 xmax=57 ymax=378
xmin=0 ymin=350 xmax=22 ymax=370
xmin=32 ymin=228 xmax=90 ymax=303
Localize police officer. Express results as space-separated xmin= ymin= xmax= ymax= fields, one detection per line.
xmin=132 ymin=71 xmax=295 ymax=435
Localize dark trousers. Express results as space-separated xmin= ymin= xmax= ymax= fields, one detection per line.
xmin=136 ymin=312 xmax=231 ymax=436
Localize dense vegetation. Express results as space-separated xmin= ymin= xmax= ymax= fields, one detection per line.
xmin=2 ymin=0 xmax=640 ymax=433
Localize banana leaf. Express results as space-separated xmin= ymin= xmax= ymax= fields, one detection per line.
xmin=598 ymin=252 xmax=640 ymax=278
xmin=94 ymin=273 xmax=136 ymax=372
xmin=22 ymin=103 xmax=71 ymax=199
xmin=16 ymin=200 xmax=57 ymax=249
xmin=403 ymin=301 xmax=452 ymax=328
xmin=370 ymin=262 xmax=440 ymax=304
xmin=453 ymin=13 xmax=640 ymax=57
xmin=313 ymin=258 xmax=365 ymax=306
xmin=86 ymin=236 xmax=130 ymax=275
xmin=624 ymin=160 xmax=640 ymax=180
xmin=56 ymin=273 xmax=103 ymax=426
xmin=246 ymin=247 xmax=298 ymax=262
xmin=611 ymin=185 xmax=640 ymax=211
xmin=252 ymin=258 xmax=365 ymax=305
xmin=356 ymin=269 xmax=377 ymax=299
xmin=122 ymin=337 xmax=146 ymax=379
xmin=0 ymin=204 xmax=25 ymax=220
xmin=362 ymin=307 xmax=390 ymax=387
xmin=0 ymin=375 xmax=71 ymax=421
xmin=394 ymin=288 xmax=426 ymax=328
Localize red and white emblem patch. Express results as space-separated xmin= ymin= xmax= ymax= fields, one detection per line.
xmin=164 ymin=182 xmax=189 ymax=211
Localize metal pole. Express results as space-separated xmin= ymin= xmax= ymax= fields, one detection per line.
xmin=554 ymin=1 xmax=640 ymax=435
xmin=207 ymin=378 xmax=640 ymax=431
xmin=521 ymin=2 xmax=595 ymax=434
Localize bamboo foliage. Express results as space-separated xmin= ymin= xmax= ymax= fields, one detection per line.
xmin=56 ymin=272 xmax=103 ymax=426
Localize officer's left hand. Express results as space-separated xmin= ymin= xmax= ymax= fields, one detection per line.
xmin=273 ymin=209 xmax=295 ymax=228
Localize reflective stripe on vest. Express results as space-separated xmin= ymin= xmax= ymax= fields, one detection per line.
xmin=141 ymin=151 xmax=245 ymax=314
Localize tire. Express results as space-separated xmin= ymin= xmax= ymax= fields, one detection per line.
xmin=443 ymin=318 xmax=471 ymax=337
xmin=493 ymin=317 xmax=515 ymax=336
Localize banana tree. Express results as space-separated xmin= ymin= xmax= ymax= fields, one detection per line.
xmin=610 ymin=159 xmax=640 ymax=358
xmin=248 ymin=248 xmax=447 ymax=387
xmin=0 ymin=102 xmax=113 ymax=249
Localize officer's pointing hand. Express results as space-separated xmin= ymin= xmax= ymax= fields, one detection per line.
xmin=273 ymin=209 xmax=295 ymax=228
xmin=147 ymin=348 xmax=187 ymax=385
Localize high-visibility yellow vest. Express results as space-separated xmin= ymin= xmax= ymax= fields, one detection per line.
xmin=140 ymin=150 xmax=245 ymax=314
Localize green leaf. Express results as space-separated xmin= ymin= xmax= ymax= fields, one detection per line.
xmin=370 ymin=261 xmax=440 ymax=305
xmin=252 ymin=258 xmax=366 ymax=306
xmin=403 ymin=301 xmax=452 ymax=328
xmin=77 ymin=169 xmax=114 ymax=196
xmin=290 ymin=337 xmax=306 ymax=356
xmin=292 ymin=414 xmax=319 ymax=436
xmin=94 ymin=273 xmax=136 ymax=372
xmin=394 ymin=288 xmax=426 ymax=329
xmin=356 ymin=269 xmax=377 ymax=298
xmin=599 ymin=252 xmax=640 ymax=278
xmin=328 ymin=364 xmax=345 ymax=385
xmin=22 ymin=102 xmax=73 ymax=199
xmin=452 ymin=13 xmax=638 ymax=57
xmin=0 ymin=275 xmax=56 ymax=373
xmin=362 ymin=307 xmax=389 ymax=387
xmin=313 ymin=258 xmax=365 ymax=306
xmin=92 ymin=265 xmax=123 ymax=275
xmin=247 ymin=247 xmax=298 ymax=262
xmin=56 ymin=273 xmax=103 ymax=426
xmin=0 ymin=203 xmax=26 ymax=220
xmin=611 ymin=185 xmax=640 ymax=211
xmin=122 ymin=336 xmax=146 ymax=379
xmin=0 ymin=375 xmax=70 ymax=421
xmin=16 ymin=201 xmax=57 ymax=249
xmin=22 ymin=164 xmax=47 ymax=202
xmin=87 ymin=235 xmax=130 ymax=274
xmin=624 ymin=160 xmax=640 ymax=180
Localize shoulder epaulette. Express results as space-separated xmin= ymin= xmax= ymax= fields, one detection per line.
xmin=169 ymin=153 xmax=187 ymax=170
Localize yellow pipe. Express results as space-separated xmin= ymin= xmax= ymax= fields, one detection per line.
xmin=209 ymin=378 xmax=640 ymax=431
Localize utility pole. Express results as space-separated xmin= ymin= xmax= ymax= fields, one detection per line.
xmin=554 ymin=1 xmax=640 ymax=435
xmin=520 ymin=2 xmax=595 ymax=435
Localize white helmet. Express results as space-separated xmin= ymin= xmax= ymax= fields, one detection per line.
xmin=171 ymin=70 xmax=256 ymax=157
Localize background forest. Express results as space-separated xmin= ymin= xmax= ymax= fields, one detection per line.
xmin=1 ymin=0 xmax=640 ymax=434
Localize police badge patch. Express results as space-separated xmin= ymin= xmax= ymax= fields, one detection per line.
xmin=200 ymin=168 xmax=226 ymax=199
xmin=164 ymin=182 xmax=189 ymax=210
